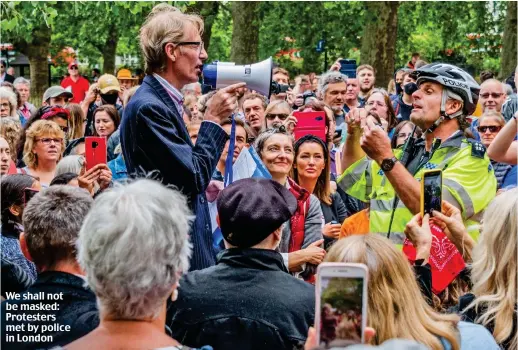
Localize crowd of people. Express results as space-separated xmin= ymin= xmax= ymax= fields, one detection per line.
xmin=1 ymin=3 xmax=517 ymax=350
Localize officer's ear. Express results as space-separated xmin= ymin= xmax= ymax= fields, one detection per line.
xmin=445 ymin=98 xmax=463 ymax=116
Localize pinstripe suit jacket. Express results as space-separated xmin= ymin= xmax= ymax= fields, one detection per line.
xmin=120 ymin=75 xmax=228 ymax=271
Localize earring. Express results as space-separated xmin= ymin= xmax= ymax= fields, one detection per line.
xmin=171 ymin=289 xmax=178 ymax=302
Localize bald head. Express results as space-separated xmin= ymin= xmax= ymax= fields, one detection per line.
xmin=479 ymin=79 xmax=506 ymax=113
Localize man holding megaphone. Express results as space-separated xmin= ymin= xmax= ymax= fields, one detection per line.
xmin=120 ymin=4 xmax=245 ymax=271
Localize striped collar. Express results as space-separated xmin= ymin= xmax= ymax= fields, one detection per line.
xmin=152 ymin=73 xmax=184 ymax=112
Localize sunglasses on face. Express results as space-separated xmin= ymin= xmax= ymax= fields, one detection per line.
xmin=266 ymin=113 xmax=289 ymax=121
xmin=477 ymin=125 xmax=501 ymax=133
xmin=69 ymin=66 xmax=78 ymax=70
xmin=480 ymin=92 xmax=504 ymax=99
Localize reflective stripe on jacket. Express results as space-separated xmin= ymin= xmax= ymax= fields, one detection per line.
xmin=338 ymin=133 xmax=497 ymax=244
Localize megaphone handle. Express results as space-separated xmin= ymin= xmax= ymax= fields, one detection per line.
xmin=223 ymin=114 xmax=236 ymax=187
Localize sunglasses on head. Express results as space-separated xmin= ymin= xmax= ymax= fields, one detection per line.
xmin=480 ymin=92 xmax=503 ymax=99
xmin=477 ymin=125 xmax=501 ymax=133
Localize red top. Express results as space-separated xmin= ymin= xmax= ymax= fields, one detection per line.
xmin=61 ymin=76 xmax=90 ymax=103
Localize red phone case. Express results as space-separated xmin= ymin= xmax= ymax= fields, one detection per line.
xmin=293 ymin=111 xmax=327 ymax=142
xmin=85 ymin=137 xmax=107 ymax=171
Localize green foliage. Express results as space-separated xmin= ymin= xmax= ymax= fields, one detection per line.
xmin=207 ymin=8 xmax=232 ymax=62
xmin=1 ymin=1 xmax=510 ymax=79
xmin=396 ymin=1 xmax=506 ymax=76
xmin=1 ymin=1 xmax=59 ymax=41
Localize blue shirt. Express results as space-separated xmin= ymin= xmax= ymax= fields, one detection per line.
xmin=1 ymin=234 xmax=37 ymax=281
xmin=502 ymin=165 xmax=517 ymax=189
xmin=107 ymin=153 xmax=128 ymax=182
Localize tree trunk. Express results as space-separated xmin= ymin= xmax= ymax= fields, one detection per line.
xmin=23 ymin=23 xmax=51 ymax=105
xmin=360 ymin=1 xmax=399 ymax=89
xmin=102 ymin=24 xmax=118 ymax=74
xmin=186 ymin=1 xmax=220 ymax=52
xmin=500 ymin=0 xmax=517 ymax=78
xmin=230 ymin=1 xmax=260 ymax=64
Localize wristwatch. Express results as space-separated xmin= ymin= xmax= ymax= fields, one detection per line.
xmin=380 ymin=157 xmax=399 ymax=172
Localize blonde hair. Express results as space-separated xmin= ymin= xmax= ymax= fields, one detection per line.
xmin=139 ymin=3 xmax=203 ymax=75
xmin=478 ymin=110 xmax=506 ymax=127
xmin=0 ymin=117 xmax=22 ymax=161
xmin=0 ymin=86 xmax=18 ymax=117
xmin=263 ymin=100 xmax=292 ymax=130
xmin=465 ymin=188 xmax=517 ymax=349
xmin=66 ymin=103 xmax=86 ymax=140
xmin=23 ymin=120 xmax=65 ymax=168
xmin=326 ymin=235 xmax=461 ymax=350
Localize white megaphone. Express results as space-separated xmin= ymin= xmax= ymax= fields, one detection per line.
xmin=202 ymin=57 xmax=289 ymax=97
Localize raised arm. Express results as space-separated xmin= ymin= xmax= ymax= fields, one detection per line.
xmin=487 ymin=114 xmax=518 ymax=164
xmin=360 ymin=118 xmax=422 ymax=214
xmin=341 ymin=108 xmax=367 ymax=172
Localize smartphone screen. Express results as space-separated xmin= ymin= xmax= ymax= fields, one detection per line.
xmin=422 ymin=170 xmax=442 ymax=216
xmin=24 ymin=188 xmax=39 ymax=206
xmin=316 ymin=263 xmax=368 ymax=347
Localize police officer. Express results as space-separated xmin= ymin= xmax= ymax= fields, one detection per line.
xmin=338 ymin=63 xmax=497 ymax=244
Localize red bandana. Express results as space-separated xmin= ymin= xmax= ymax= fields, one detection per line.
xmin=403 ymin=223 xmax=466 ymax=294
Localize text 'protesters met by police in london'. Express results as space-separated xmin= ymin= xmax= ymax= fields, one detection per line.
xmin=338 ymin=63 xmax=497 ymax=245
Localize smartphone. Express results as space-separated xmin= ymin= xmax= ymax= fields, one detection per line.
xmin=315 ymin=263 xmax=368 ymax=347
xmin=85 ymin=136 xmax=107 ymax=171
xmin=334 ymin=129 xmax=343 ymax=138
xmin=24 ymin=188 xmax=39 ymax=206
xmin=293 ymin=111 xmax=326 ymax=142
xmin=339 ymin=59 xmax=357 ymax=78
xmin=421 ymin=169 xmax=442 ymax=217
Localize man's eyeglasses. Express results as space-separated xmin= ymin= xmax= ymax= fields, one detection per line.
xmin=480 ymin=92 xmax=504 ymax=99
xmin=175 ymin=41 xmax=204 ymax=54
xmin=35 ymin=138 xmax=63 ymax=145
xmin=69 ymin=66 xmax=78 ymax=70
xmin=477 ymin=125 xmax=502 ymax=133
xmin=266 ymin=113 xmax=289 ymax=121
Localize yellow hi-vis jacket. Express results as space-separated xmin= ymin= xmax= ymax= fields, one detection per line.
xmin=337 ymin=132 xmax=497 ymax=245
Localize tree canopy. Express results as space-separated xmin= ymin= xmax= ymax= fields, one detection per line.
xmin=1 ymin=1 xmax=515 ymax=102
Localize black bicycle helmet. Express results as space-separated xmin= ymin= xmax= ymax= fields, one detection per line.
xmin=410 ymin=63 xmax=480 ymax=116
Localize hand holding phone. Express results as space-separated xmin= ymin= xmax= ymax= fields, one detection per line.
xmin=315 ymin=263 xmax=368 ymax=346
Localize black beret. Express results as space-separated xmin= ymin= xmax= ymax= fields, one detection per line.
xmin=217 ymin=178 xmax=297 ymax=248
